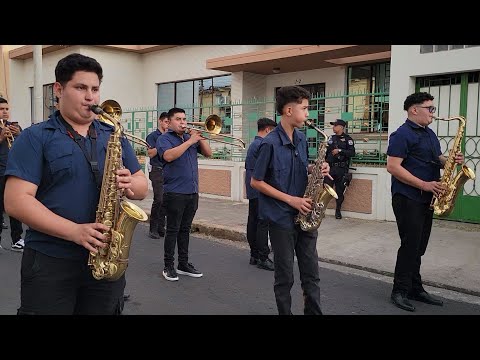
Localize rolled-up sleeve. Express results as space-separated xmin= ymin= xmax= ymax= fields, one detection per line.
xmin=5 ymin=128 xmax=44 ymax=185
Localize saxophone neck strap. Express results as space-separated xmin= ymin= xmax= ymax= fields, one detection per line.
xmin=58 ymin=114 xmax=102 ymax=189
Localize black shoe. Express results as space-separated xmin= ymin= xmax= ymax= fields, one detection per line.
xmin=391 ymin=292 xmax=415 ymax=312
xmin=335 ymin=210 xmax=342 ymax=219
xmin=162 ymin=265 xmax=179 ymax=281
xmin=149 ymin=231 xmax=161 ymax=239
xmin=177 ymin=262 xmax=203 ymax=278
xmin=249 ymin=256 xmax=259 ymax=265
xmin=257 ymin=258 xmax=274 ymax=271
xmin=123 ymin=294 xmax=131 ymax=302
xmin=408 ymin=291 xmax=444 ymax=306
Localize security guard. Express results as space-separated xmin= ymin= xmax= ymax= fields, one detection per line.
xmin=324 ymin=119 xmax=355 ymax=219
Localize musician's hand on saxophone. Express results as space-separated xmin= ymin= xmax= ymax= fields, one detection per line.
xmin=421 ymin=180 xmax=446 ymax=197
xmin=289 ymin=196 xmax=313 ymax=216
xmin=71 ymin=223 xmax=110 ymax=253
xmin=321 ymin=161 xmax=333 ymax=181
xmin=453 ymin=151 xmax=464 ymax=165
xmin=116 ymin=168 xmax=135 ymax=198
xmin=439 ymin=151 xmax=464 ymax=167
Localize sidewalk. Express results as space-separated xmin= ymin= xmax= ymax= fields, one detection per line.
xmin=131 ymin=190 xmax=480 ymax=296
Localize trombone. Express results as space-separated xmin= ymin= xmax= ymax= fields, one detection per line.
xmin=96 ymin=99 xmax=151 ymax=149
xmin=186 ymin=114 xmax=246 ymax=149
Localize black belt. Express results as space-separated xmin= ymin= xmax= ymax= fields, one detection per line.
xmin=331 ymin=162 xmax=347 ymax=167
xmin=151 ymin=166 xmax=163 ymax=170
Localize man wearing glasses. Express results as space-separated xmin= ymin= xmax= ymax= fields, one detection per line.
xmin=386 ymin=92 xmax=464 ymax=312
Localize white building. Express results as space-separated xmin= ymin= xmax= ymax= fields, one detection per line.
xmin=2 ymin=45 xmax=478 ymax=223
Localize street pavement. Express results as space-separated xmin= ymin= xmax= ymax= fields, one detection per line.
xmin=130 ymin=190 xmax=480 ymax=297
xmin=1 ymin=223 xmax=480 ymax=315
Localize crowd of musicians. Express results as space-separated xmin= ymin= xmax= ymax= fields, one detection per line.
xmin=0 ymin=53 xmax=468 ymax=315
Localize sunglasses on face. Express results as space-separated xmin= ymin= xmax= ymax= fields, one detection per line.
xmin=417 ymin=105 xmax=437 ymax=113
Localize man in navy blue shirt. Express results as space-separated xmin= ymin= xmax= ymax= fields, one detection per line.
xmin=0 ymin=97 xmax=25 ymax=251
xmin=251 ymin=86 xmax=330 ymax=315
xmin=156 ymin=107 xmax=212 ymax=281
xmin=245 ymin=117 xmax=277 ymax=271
xmin=4 ymin=53 xmax=148 ymax=315
xmin=387 ymin=92 xmax=464 ymax=312
xmin=146 ymin=111 xmax=170 ymax=239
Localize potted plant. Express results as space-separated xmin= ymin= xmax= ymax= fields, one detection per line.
xmin=135 ymin=147 xmax=147 ymax=165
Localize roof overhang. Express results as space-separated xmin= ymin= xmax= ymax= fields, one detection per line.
xmin=9 ymin=45 xmax=179 ymax=59
xmin=206 ymin=45 xmax=391 ymax=75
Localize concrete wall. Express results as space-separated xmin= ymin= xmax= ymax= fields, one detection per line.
xmin=8 ymin=45 xmax=143 ymax=129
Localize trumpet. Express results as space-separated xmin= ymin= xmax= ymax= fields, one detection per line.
xmin=96 ymin=99 xmax=151 ymax=149
xmin=185 ymin=114 xmax=246 ymax=149
xmin=0 ymin=119 xmax=15 ymax=149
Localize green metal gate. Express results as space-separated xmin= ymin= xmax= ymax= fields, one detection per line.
xmin=417 ymin=72 xmax=480 ymax=223
xmin=122 ymin=90 xmax=390 ymax=169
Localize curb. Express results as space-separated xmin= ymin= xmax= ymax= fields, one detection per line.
xmin=191 ymin=221 xmax=247 ymax=243
xmin=142 ymin=207 xmax=480 ymax=298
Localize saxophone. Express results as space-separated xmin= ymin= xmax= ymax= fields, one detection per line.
xmin=430 ymin=116 xmax=476 ymax=217
xmin=295 ymin=120 xmax=338 ymax=232
xmin=0 ymin=119 xmax=14 ymax=149
xmin=88 ymin=102 xmax=148 ymax=281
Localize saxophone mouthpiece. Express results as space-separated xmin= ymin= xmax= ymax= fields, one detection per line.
xmin=90 ymin=104 xmax=104 ymax=115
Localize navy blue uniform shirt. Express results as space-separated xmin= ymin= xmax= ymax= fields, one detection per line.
xmin=146 ymin=129 xmax=163 ymax=168
xmin=387 ymin=119 xmax=442 ymax=204
xmin=326 ymin=133 xmax=355 ymax=164
xmin=156 ymin=129 xmax=201 ymax=194
xmin=253 ymin=123 xmax=309 ymax=230
xmin=245 ymin=135 xmax=263 ymax=200
xmin=5 ymin=111 xmax=141 ymax=259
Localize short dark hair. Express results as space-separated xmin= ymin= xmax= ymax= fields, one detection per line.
xmin=0 ymin=97 xmax=7 ymax=104
xmin=55 ymin=53 xmax=103 ymax=86
xmin=403 ymin=92 xmax=434 ymax=111
xmin=257 ymin=117 xmax=277 ymax=131
xmin=167 ymin=107 xmax=185 ymax=119
xmin=159 ymin=112 xmax=168 ymax=120
xmin=275 ymin=86 xmax=311 ymax=115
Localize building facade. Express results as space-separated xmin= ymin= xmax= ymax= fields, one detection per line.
xmin=3 ymin=45 xmax=479 ymax=223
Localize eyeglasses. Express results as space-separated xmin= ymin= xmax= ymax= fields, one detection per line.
xmin=417 ymin=106 xmax=437 ymax=113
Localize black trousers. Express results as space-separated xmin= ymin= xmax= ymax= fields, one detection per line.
xmin=17 ymin=247 xmax=125 ymax=315
xmin=0 ymin=175 xmax=23 ymax=244
xmin=149 ymin=167 xmax=166 ymax=234
xmin=246 ymin=198 xmax=270 ymax=261
xmin=269 ymin=223 xmax=322 ymax=315
xmin=324 ymin=166 xmax=347 ymax=210
xmin=391 ymin=193 xmax=433 ymax=295
xmin=163 ymin=192 xmax=199 ymax=267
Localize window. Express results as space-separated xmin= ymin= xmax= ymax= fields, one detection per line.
xmin=421 ymin=45 xmax=479 ymax=53
xmin=29 ymin=83 xmax=56 ymax=123
xmin=347 ymin=62 xmax=390 ymax=133
xmin=157 ymin=75 xmax=232 ymax=133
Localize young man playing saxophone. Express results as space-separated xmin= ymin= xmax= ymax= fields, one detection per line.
xmin=4 ymin=53 xmax=148 ymax=315
xmin=251 ymin=86 xmax=330 ymax=315
xmin=387 ymin=92 xmax=464 ymax=312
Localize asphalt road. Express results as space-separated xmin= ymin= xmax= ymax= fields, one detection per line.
xmin=1 ymin=223 xmax=480 ymax=315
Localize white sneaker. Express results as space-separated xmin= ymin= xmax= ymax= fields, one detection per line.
xmin=11 ymin=239 xmax=24 ymax=252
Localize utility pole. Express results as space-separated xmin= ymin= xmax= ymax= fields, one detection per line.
xmin=33 ymin=45 xmax=43 ymax=124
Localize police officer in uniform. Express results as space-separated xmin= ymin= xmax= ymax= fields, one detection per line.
xmin=324 ymin=119 xmax=355 ymax=219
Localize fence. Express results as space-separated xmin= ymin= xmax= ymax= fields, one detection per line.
xmin=121 ymin=90 xmax=390 ymax=166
